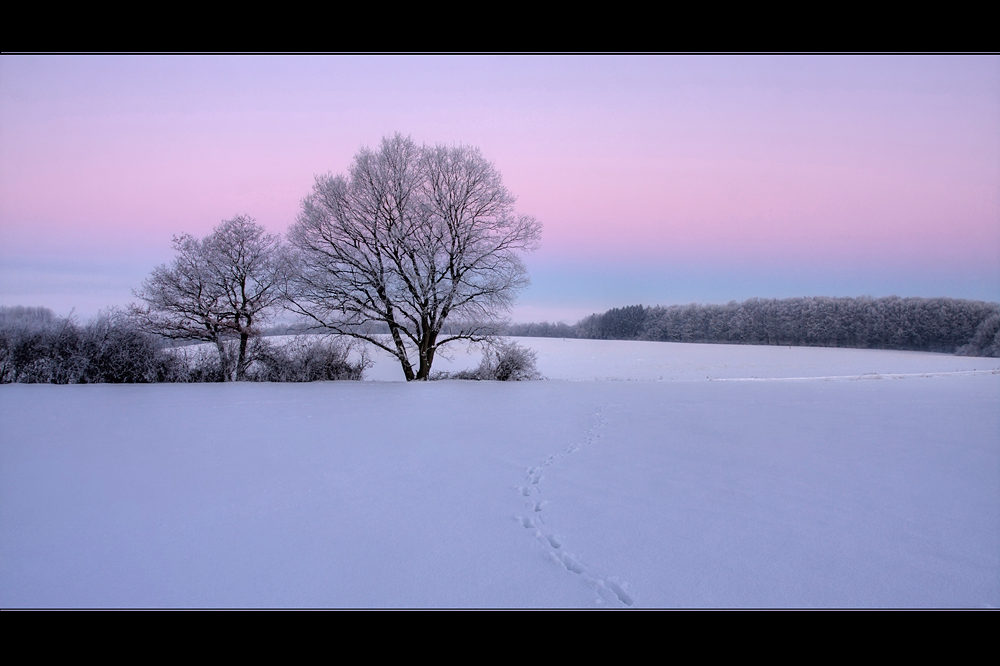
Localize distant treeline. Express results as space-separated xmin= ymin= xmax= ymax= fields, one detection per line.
xmin=507 ymin=297 xmax=1000 ymax=357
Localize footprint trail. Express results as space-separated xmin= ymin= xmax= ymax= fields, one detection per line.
xmin=514 ymin=406 xmax=634 ymax=608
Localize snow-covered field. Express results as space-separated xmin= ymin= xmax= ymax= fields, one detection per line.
xmin=2 ymin=339 xmax=998 ymax=607
xmin=366 ymin=337 xmax=999 ymax=382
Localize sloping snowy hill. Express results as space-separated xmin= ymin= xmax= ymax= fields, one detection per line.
xmin=2 ymin=340 xmax=997 ymax=607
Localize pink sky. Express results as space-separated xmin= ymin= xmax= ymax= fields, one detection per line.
xmin=2 ymin=55 xmax=997 ymax=322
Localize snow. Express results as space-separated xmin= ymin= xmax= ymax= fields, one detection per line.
xmin=2 ymin=339 xmax=998 ymax=608
xmin=365 ymin=337 xmax=998 ymax=382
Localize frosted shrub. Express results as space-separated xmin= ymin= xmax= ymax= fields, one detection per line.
xmin=0 ymin=308 xmax=175 ymax=384
xmin=79 ymin=310 xmax=177 ymax=383
xmin=168 ymin=344 xmax=229 ymax=383
xmin=489 ymin=340 xmax=541 ymax=381
xmin=440 ymin=340 xmax=541 ymax=381
xmin=248 ymin=336 xmax=369 ymax=382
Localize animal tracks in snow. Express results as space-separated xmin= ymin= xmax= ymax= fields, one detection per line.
xmin=514 ymin=406 xmax=634 ymax=608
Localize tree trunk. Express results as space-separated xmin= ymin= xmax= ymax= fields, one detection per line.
xmin=415 ymin=329 xmax=438 ymax=380
xmin=237 ymin=332 xmax=249 ymax=381
xmin=214 ymin=339 xmax=231 ymax=382
xmin=387 ymin=322 xmax=415 ymax=381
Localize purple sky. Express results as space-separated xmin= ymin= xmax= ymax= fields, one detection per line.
xmin=2 ymin=55 xmax=998 ymax=323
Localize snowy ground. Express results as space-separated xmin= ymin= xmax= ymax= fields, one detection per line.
xmin=365 ymin=337 xmax=999 ymax=382
xmin=2 ymin=339 xmax=998 ymax=608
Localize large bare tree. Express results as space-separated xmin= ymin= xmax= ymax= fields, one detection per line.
xmin=133 ymin=215 xmax=289 ymax=380
xmin=286 ymin=134 xmax=541 ymax=380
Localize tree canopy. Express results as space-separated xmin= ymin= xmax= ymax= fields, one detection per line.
xmin=133 ymin=215 xmax=289 ymax=380
xmin=286 ymin=134 xmax=541 ymax=380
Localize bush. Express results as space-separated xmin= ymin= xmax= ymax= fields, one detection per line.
xmin=0 ymin=308 xmax=174 ymax=384
xmin=248 ymin=336 xmax=369 ymax=382
xmin=437 ymin=339 xmax=541 ymax=381
xmin=79 ymin=310 xmax=179 ymax=383
xmin=160 ymin=343 xmax=227 ymax=382
xmin=1 ymin=306 xmax=369 ymax=384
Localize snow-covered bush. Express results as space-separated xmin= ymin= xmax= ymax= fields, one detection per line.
xmin=438 ymin=339 xmax=541 ymax=381
xmin=248 ymin=336 xmax=369 ymax=382
xmin=488 ymin=340 xmax=542 ymax=381
xmin=79 ymin=310 xmax=179 ymax=383
xmin=165 ymin=344 xmax=229 ymax=383
xmin=164 ymin=336 xmax=368 ymax=382
xmin=0 ymin=308 xmax=175 ymax=384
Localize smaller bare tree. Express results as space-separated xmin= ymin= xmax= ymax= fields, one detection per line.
xmin=133 ymin=215 xmax=289 ymax=380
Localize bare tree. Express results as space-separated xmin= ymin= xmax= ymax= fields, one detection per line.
xmin=204 ymin=216 xmax=291 ymax=379
xmin=286 ymin=134 xmax=542 ymax=381
xmin=133 ymin=215 xmax=289 ymax=380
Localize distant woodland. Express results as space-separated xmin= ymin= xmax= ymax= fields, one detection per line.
xmin=508 ymin=297 xmax=1000 ymax=358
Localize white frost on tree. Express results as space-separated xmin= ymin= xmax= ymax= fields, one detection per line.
xmin=133 ymin=215 xmax=289 ymax=381
xmin=286 ymin=134 xmax=541 ymax=381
